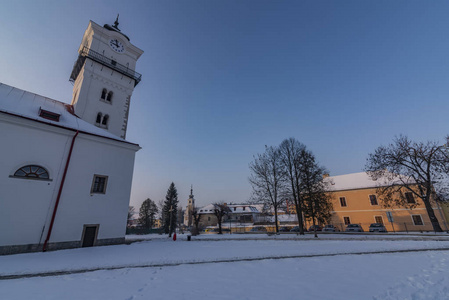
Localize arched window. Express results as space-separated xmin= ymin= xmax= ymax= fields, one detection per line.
xmin=13 ymin=165 xmax=49 ymax=180
xmin=101 ymin=89 xmax=107 ymax=100
xmin=106 ymin=91 xmax=113 ymax=102
xmin=96 ymin=112 xmax=102 ymax=124
xmin=102 ymin=114 xmax=109 ymax=126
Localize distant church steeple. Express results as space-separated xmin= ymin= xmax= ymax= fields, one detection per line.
xmin=184 ymin=185 xmax=195 ymax=227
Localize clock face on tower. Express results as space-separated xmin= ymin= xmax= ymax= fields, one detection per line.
xmin=109 ymin=39 xmax=125 ymax=53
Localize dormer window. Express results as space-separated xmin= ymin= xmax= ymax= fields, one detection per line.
xmin=39 ymin=107 xmax=60 ymax=122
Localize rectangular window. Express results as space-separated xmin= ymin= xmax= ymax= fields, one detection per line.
xmin=374 ymin=216 xmax=384 ymax=224
xmin=339 ymin=197 xmax=347 ymax=207
xmin=343 ymin=217 xmax=351 ymax=225
xmin=91 ymin=175 xmax=108 ymax=194
xmin=412 ymin=215 xmax=424 ymax=226
xmin=369 ymin=195 xmax=378 ymax=206
xmin=405 ymin=192 xmax=416 ymax=204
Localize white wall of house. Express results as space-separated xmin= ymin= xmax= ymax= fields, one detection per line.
xmin=0 ymin=113 xmax=138 ymax=248
xmin=50 ymin=134 xmax=137 ymax=243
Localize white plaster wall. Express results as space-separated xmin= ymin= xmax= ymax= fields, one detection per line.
xmin=75 ymin=62 xmax=134 ymax=138
xmin=0 ymin=117 xmax=69 ymax=246
xmin=48 ymin=134 xmax=137 ymax=243
xmin=0 ymin=115 xmax=138 ymax=247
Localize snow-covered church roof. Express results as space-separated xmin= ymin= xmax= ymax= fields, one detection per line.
xmin=198 ymin=203 xmax=262 ymax=214
xmin=325 ymin=172 xmax=414 ymax=191
xmin=0 ymin=82 xmax=138 ymax=145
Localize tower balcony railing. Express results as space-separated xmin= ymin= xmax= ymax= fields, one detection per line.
xmin=69 ymin=46 xmax=142 ymax=86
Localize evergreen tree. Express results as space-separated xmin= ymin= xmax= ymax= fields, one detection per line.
xmin=139 ymin=198 xmax=158 ymax=229
xmin=162 ymin=182 xmax=178 ymax=237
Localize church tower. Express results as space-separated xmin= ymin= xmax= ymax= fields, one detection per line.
xmin=69 ymin=16 xmax=144 ymax=139
xmin=184 ymin=186 xmax=195 ymax=227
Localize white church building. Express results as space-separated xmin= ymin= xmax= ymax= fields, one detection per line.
xmin=0 ymin=18 xmax=143 ymax=254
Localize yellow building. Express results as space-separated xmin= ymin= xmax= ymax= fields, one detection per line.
xmin=326 ymin=172 xmax=448 ymax=232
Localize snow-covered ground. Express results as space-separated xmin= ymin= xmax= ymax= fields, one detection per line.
xmin=1 ymin=233 xmax=449 ymax=299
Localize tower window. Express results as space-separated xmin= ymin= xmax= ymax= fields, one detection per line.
xmin=106 ymin=91 xmax=113 ymax=102
xmin=12 ymin=165 xmax=50 ymax=180
xmin=102 ymin=114 xmax=109 ymax=127
xmin=96 ymin=112 xmax=102 ymax=124
xmin=101 ymin=89 xmax=107 ymax=100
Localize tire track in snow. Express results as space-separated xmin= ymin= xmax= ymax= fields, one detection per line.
xmin=2 ymin=247 xmax=449 ymax=281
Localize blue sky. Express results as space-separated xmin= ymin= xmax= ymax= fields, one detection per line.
xmin=1 ymin=1 xmax=449 ymax=209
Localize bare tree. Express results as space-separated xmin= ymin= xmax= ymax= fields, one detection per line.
xmin=128 ymin=206 xmax=135 ymax=227
xmin=249 ymin=145 xmax=286 ymax=233
xmin=279 ymin=138 xmax=307 ymax=234
xmin=213 ymin=202 xmax=231 ymax=234
xmin=155 ymin=199 xmax=164 ymax=229
xmin=298 ymin=148 xmax=333 ymax=237
xmin=191 ymin=208 xmax=202 ymax=236
xmin=365 ymin=135 xmax=449 ymax=232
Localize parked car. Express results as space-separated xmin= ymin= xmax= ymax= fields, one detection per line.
xmin=322 ymin=224 xmax=339 ymax=232
xmin=290 ymin=226 xmax=307 ymax=233
xmin=279 ymin=226 xmax=292 ymax=232
xmin=308 ymin=225 xmax=323 ymax=232
xmin=345 ymin=224 xmax=364 ymax=232
xmin=250 ymin=226 xmax=267 ymax=232
xmin=369 ymin=223 xmax=387 ymax=233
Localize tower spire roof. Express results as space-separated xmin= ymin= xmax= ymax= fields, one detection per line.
xmin=103 ymin=15 xmax=130 ymax=41
xmin=112 ymin=14 xmax=120 ymax=31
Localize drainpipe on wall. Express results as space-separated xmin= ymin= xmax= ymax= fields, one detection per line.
xmin=42 ymin=131 xmax=79 ymax=252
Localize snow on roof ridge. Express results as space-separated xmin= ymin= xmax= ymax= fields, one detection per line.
xmin=325 ymin=171 xmax=414 ymax=191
